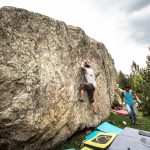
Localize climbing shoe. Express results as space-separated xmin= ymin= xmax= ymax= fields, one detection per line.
xmin=79 ymin=97 xmax=84 ymax=102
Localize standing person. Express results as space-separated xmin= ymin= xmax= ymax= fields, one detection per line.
xmin=79 ymin=60 xmax=97 ymax=113
xmin=120 ymin=84 xmax=141 ymax=124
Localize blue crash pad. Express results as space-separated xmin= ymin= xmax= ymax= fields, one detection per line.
xmin=85 ymin=130 xmax=100 ymax=140
xmin=96 ymin=122 xmax=123 ymax=135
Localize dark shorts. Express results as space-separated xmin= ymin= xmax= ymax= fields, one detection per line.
xmin=80 ymin=83 xmax=95 ymax=103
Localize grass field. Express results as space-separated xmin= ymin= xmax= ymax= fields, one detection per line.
xmin=55 ymin=112 xmax=150 ymax=150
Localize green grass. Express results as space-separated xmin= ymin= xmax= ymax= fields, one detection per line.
xmin=105 ymin=112 xmax=150 ymax=131
xmin=55 ymin=112 xmax=150 ymax=150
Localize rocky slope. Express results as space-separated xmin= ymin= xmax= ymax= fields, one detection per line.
xmin=0 ymin=6 xmax=116 ymax=149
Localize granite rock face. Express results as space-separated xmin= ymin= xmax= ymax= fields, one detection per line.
xmin=0 ymin=6 xmax=116 ymax=149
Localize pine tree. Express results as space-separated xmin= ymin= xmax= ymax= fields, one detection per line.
xmin=130 ymin=61 xmax=142 ymax=94
xmin=118 ymin=71 xmax=130 ymax=89
xmin=141 ymin=49 xmax=150 ymax=115
xmin=131 ymin=61 xmax=140 ymax=75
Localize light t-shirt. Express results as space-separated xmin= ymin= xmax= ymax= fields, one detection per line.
xmin=84 ymin=67 xmax=96 ymax=88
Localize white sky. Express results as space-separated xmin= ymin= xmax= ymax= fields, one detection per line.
xmin=0 ymin=0 xmax=150 ymax=74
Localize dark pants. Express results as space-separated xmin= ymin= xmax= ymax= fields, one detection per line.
xmin=80 ymin=83 xmax=95 ymax=103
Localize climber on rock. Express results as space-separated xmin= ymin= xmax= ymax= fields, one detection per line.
xmin=79 ymin=60 xmax=97 ymax=114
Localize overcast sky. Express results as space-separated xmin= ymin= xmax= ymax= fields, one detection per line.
xmin=1 ymin=0 xmax=150 ymax=74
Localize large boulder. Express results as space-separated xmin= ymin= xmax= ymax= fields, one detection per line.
xmin=0 ymin=6 xmax=116 ymax=150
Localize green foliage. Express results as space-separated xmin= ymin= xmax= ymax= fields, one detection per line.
xmin=55 ymin=129 xmax=90 ymax=150
xmin=130 ymin=61 xmax=143 ymax=93
xmin=117 ymin=50 xmax=150 ymax=116
xmin=129 ymin=50 xmax=150 ymax=116
xmin=106 ymin=112 xmax=150 ymax=131
xmin=140 ymin=53 xmax=150 ymax=116
xmin=114 ymin=92 xmax=121 ymax=102
xmin=131 ymin=61 xmax=140 ymax=75
xmin=131 ymin=74 xmax=143 ymax=93
xmin=117 ymin=71 xmax=130 ymax=89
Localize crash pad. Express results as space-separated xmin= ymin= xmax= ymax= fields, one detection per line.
xmin=83 ymin=132 xmax=117 ymax=149
xmin=111 ymin=109 xmax=128 ymax=116
xmin=81 ymin=146 xmax=94 ymax=150
xmin=85 ymin=130 xmax=100 ymax=140
xmin=96 ymin=122 xmax=123 ymax=135
xmin=139 ymin=130 xmax=150 ymax=137
xmin=108 ymin=127 xmax=150 ymax=150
